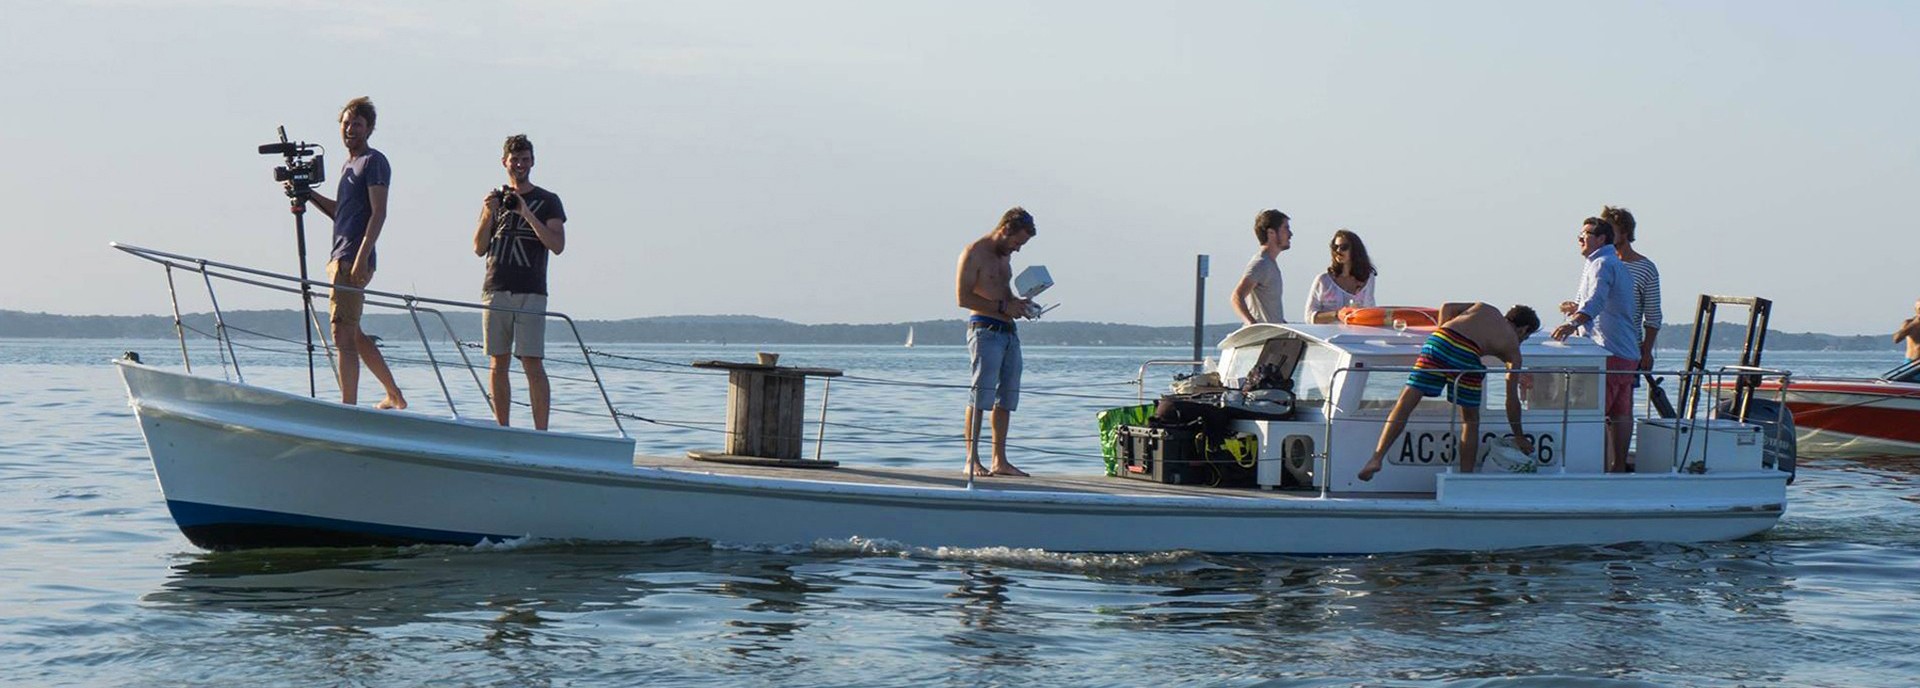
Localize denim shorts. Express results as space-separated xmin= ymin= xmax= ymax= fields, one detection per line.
xmin=968 ymin=325 xmax=1022 ymax=412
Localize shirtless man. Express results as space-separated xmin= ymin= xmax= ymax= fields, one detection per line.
xmin=1896 ymin=299 xmax=1920 ymax=362
xmin=955 ymin=207 xmax=1038 ymax=478
xmin=1358 ymin=303 xmax=1541 ymax=481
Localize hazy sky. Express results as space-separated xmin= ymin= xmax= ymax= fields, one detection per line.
xmin=3 ymin=1 xmax=1915 ymax=334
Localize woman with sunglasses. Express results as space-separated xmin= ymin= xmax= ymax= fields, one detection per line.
xmin=1304 ymin=229 xmax=1378 ymax=324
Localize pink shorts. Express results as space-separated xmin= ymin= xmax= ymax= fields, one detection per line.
xmin=1605 ymin=356 xmax=1638 ymax=417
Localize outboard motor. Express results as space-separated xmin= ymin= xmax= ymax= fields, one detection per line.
xmin=1715 ymin=397 xmax=1797 ymax=483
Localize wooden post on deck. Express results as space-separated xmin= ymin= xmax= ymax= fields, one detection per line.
xmin=689 ymin=356 xmax=842 ymax=468
xmin=725 ymin=369 xmax=808 ymax=458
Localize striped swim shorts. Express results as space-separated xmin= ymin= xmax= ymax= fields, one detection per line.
xmin=1406 ymin=327 xmax=1487 ymax=408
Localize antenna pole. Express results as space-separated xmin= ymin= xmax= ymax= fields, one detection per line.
xmin=1193 ymin=255 xmax=1209 ymax=374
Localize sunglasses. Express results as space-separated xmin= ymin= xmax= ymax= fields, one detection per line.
xmin=1332 ymin=243 xmax=1352 ymax=252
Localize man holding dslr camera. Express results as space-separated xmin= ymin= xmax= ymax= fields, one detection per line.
xmin=472 ymin=134 xmax=567 ymax=430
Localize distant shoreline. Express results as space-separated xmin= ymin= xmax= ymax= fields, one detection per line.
xmin=1 ymin=308 xmax=1898 ymax=351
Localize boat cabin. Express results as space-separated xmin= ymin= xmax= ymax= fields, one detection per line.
xmin=1212 ymin=323 xmax=1613 ymax=493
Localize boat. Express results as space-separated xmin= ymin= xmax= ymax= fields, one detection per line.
xmin=113 ymin=244 xmax=1798 ymax=554
xmin=1739 ymin=359 xmax=1920 ymax=458
xmin=1676 ymin=295 xmax=1917 ymax=459
xmin=904 ymin=325 xmax=914 ymax=348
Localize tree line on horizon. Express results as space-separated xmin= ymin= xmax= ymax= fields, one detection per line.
xmin=0 ymin=308 xmax=1899 ymax=351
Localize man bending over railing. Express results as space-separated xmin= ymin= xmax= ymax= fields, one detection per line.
xmin=1358 ymin=303 xmax=1541 ymax=481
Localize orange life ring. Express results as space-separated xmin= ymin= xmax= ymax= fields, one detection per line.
xmin=1337 ymin=306 xmax=1440 ymax=328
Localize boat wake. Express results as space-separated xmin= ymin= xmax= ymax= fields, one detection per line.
xmin=714 ymin=535 xmax=1204 ymax=572
xmin=466 ymin=535 xmax=547 ymax=552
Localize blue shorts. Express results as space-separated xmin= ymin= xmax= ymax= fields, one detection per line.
xmin=968 ymin=321 xmax=1022 ymax=412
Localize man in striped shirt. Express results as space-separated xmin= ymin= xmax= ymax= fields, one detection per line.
xmin=1602 ymin=206 xmax=1662 ymax=373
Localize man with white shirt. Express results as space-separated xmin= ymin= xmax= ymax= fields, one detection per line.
xmin=1552 ymin=216 xmax=1640 ymax=473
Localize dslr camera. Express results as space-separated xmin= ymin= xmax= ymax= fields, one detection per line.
xmin=258 ymin=126 xmax=325 ymax=199
xmin=491 ymin=185 xmax=521 ymax=211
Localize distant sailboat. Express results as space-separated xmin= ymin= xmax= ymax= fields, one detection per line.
xmin=904 ymin=326 xmax=915 ymax=348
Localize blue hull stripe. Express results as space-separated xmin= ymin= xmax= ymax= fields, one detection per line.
xmin=166 ymin=500 xmax=511 ymax=546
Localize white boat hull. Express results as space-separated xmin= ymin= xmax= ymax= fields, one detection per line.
xmin=120 ymin=363 xmax=1790 ymax=554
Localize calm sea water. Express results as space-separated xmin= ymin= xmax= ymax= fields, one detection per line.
xmin=3 ymin=338 xmax=1917 ymax=687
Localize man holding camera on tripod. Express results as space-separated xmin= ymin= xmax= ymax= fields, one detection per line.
xmin=299 ymin=96 xmax=407 ymax=410
xmin=473 ymin=134 xmax=567 ymax=430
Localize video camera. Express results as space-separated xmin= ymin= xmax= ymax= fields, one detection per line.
xmin=259 ymin=126 xmax=325 ymax=200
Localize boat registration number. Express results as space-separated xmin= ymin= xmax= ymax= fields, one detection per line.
xmin=1388 ymin=431 xmax=1559 ymax=466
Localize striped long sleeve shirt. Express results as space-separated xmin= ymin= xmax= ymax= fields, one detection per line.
xmin=1623 ymin=256 xmax=1662 ymax=357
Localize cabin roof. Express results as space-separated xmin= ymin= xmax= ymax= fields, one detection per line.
xmin=1217 ymin=323 xmax=1610 ymax=359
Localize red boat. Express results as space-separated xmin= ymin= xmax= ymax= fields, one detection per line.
xmin=1756 ymin=360 xmax=1920 ymax=458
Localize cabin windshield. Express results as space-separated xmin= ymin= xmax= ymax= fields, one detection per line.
xmin=1525 ymin=364 xmax=1603 ymax=411
xmin=1346 ymin=358 xmax=1603 ymax=414
xmin=1356 ymin=360 xmax=1453 ymax=414
xmin=1292 ymin=344 xmax=1343 ymax=406
xmin=1886 ymin=358 xmax=1920 ymax=384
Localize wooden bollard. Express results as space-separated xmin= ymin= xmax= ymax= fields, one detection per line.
xmin=689 ymin=356 xmax=842 ymax=468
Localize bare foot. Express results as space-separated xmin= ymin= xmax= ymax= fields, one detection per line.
xmin=988 ymin=462 xmax=1029 ymax=477
xmin=375 ymin=395 xmax=408 ymax=411
xmin=965 ymin=461 xmax=990 ymax=477
xmin=1357 ymin=458 xmax=1383 ymax=482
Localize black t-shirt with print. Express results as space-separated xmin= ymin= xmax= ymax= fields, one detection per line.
xmin=483 ymin=186 xmax=566 ymax=295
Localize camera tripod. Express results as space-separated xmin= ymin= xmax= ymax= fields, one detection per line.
xmin=261 ymin=126 xmax=327 ymax=398
xmin=285 ymin=188 xmax=320 ymax=398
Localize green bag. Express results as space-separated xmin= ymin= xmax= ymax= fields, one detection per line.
xmin=1096 ymin=404 xmax=1154 ymax=477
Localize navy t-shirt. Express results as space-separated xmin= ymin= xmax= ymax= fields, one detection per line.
xmin=330 ymin=149 xmax=392 ymax=267
xmin=483 ymin=186 xmax=566 ymax=295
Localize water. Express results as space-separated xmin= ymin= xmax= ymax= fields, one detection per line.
xmin=3 ymin=339 xmax=1918 ymax=686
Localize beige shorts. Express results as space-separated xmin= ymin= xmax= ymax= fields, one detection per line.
xmin=327 ymin=260 xmax=373 ymax=327
xmin=483 ymin=291 xmax=548 ymax=359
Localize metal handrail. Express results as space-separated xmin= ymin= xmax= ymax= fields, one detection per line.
xmin=408 ymin=303 xmax=490 ymax=407
xmin=198 ymin=261 xmax=241 ymax=383
xmin=1134 ymin=359 xmax=1206 ymax=403
xmin=114 ymin=242 xmax=628 ymax=438
xmin=163 ymin=265 xmax=191 ymax=373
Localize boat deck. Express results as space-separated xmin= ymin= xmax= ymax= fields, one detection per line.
xmin=632 ymin=454 xmax=1432 ymax=500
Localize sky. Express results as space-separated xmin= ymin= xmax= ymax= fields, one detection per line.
xmin=2 ymin=0 xmax=1915 ymax=335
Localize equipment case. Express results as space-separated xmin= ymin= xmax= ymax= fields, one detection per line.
xmin=1115 ymin=425 xmax=1255 ymax=487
